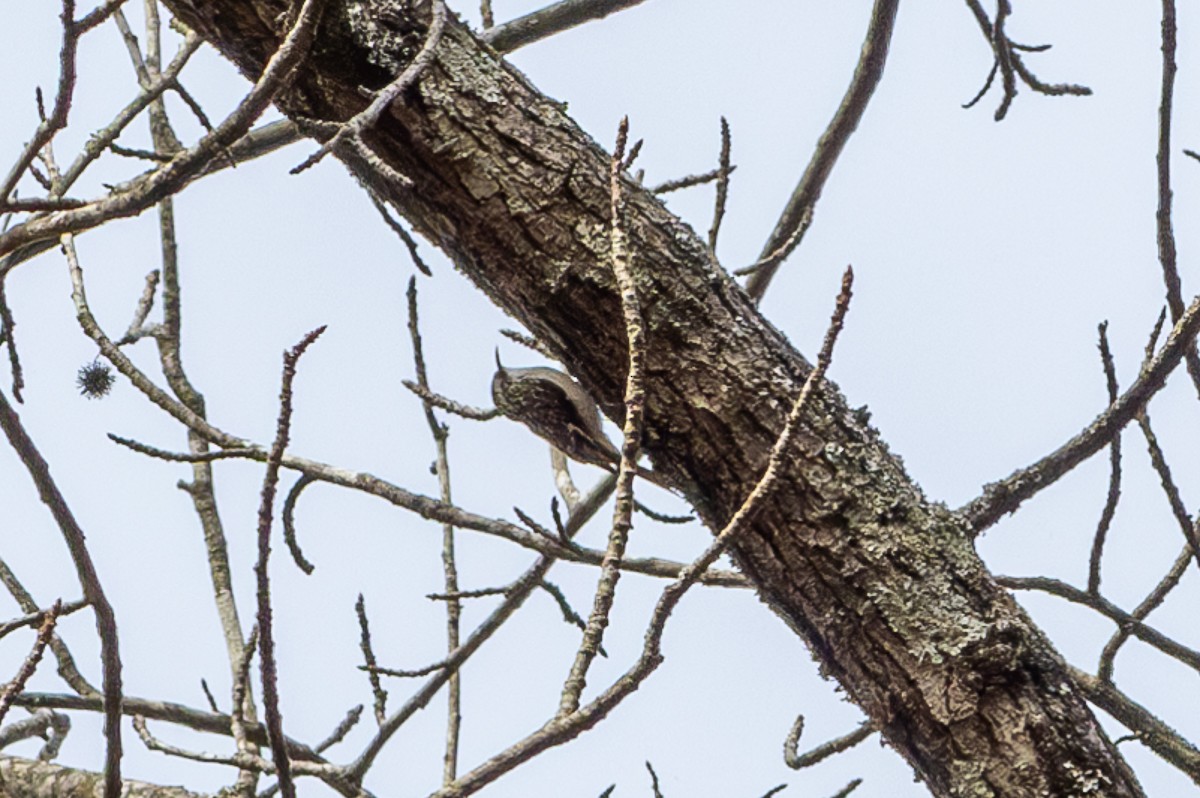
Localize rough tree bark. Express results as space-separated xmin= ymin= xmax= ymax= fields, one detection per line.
xmin=140 ymin=1 xmax=1143 ymax=796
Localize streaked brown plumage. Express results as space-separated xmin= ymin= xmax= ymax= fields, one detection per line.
xmin=491 ymin=351 xmax=622 ymax=469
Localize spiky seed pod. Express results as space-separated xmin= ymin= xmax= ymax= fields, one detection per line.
xmin=491 ymin=351 xmax=621 ymax=469
xmin=76 ymin=360 xmax=116 ymax=399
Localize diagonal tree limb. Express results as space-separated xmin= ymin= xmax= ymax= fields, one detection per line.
xmin=114 ymin=3 xmax=1150 ymax=794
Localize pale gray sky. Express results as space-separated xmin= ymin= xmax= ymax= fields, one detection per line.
xmin=2 ymin=2 xmax=1198 ymax=796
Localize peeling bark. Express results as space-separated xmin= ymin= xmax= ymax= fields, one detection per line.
xmin=152 ymin=2 xmax=1145 ymax=795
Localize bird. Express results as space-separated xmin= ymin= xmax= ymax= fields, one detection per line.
xmin=491 ymin=350 xmax=623 ymax=469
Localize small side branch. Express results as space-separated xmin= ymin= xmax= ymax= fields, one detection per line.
xmin=481 ymin=0 xmax=651 ymax=53
xmin=1070 ymin=665 xmax=1200 ymax=783
xmin=292 ymin=0 xmax=447 ymax=175
xmin=1088 ymin=322 xmax=1122 ymax=595
xmin=254 ymin=325 xmax=327 ymax=798
xmin=744 ymin=0 xmax=898 ymax=302
xmin=960 ymin=0 xmax=1091 ymax=121
xmin=783 ymin=714 xmax=874 ymax=770
xmin=0 ymin=601 xmax=62 ymax=725
xmin=960 ymin=293 xmax=1200 ymax=533
xmin=557 ymin=117 xmax=646 ymax=717
xmin=0 ymin=310 xmax=124 ymax=797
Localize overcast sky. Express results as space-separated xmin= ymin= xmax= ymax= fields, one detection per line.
xmin=2 ymin=2 xmax=1199 ymax=796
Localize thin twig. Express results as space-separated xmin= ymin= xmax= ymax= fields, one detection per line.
xmin=707 ymin=117 xmax=731 ymax=251
xmin=200 ymin=679 xmax=219 ymax=713
xmin=538 ymin=580 xmax=604 ymax=656
xmin=292 ymin=0 xmax=447 ymax=175
xmin=428 ymin=586 xmax=508 ymax=601
xmin=650 ymin=166 xmax=733 ymax=195
xmin=116 ymin=269 xmax=161 ymax=345
xmin=230 ymin=626 xmax=258 ymax=756
xmin=734 ymin=208 xmax=811 ymax=277
xmin=1069 ymin=665 xmax=1200 ymax=781
xmin=959 ymin=292 xmax=1200 ymax=533
xmin=646 ymin=761 xmax=663 ymax=798
xmin=0 ymin=286 xmax=124 ymax=798
xmin=405 ymin=277 xmax=462 ymax=782
xmin=783 ymin=715 xmax=874 ymax=770
xmin=1137 ymin=411 xmax=1200 ymax=571
xmin=0 ymin=558 xmax=96 ymax=696
xmin=282 ymin=473 xmax=318 ymax=574
xmin=960 ymin=0 xmax=1090 ymax=121
xmin=254 ymin=325 xmax=327 ymax=798
xmin=0 ymin=601 xmax=62 ymax=725
xmin=745 ymin=0 xmax=898 ymax=302
xmin=558 ymin=117 xmax=644 ymax=717
xmin=108 ymin=434 xmax=256 ymax=461
xmin=1151 ymin=0 xmax=1200 ymax=401
xmin=314 ymin=705 xmax=364 ymax=753
xmin=829 ymin=780 xmax=863 ymax=798
xmin=481 ymin=0 xmax=651 ymax=52
xmin=997 ymin=575 xmax=1200 ymax=673
xmin=355 ymin=594 xmax=388 ymax=725
xmin=1097 ymin=543 xmax=1193 ymax=682
xmin=0 ymin=278 xmax=22 ymax=401
xmin=0 ymin=0 xmax=329 ymax=264
xmin=1088 ymin=322 xmax=1122 ymax=595
xmin=402 ymin=380 xmax=499 ymax=420
xmin=370 ymin=192 xmax=432 ymax=275
xmin=0 ymin=598 xmax=86 ymax=641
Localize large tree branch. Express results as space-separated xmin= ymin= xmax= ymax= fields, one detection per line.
xmin=0 ymin=756 xmax=203 ymax=798
xmin=145 ymin=2 xmax=1144 ymax=795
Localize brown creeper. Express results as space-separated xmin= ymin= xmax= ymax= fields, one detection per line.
xmin=492 ymin=350 xmax=622 ymax=469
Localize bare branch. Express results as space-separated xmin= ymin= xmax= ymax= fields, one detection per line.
xmin=293 ymin=0 xmax=447 ymax=175
xmin=254 ymin=325 xmax=327 ymax=798
xmin=783 ymin=715 xmax=874 ymax=770
xmin=558 ymin=117 xmax=645 ymax=717
xmin=959 ymin=292 xmax=1200 ymax=533
xmin=0 ymin=558 xmax=96 ymax=696
xmin=401 ymin=380 xmax=499 ymax=420
xmin=960 ymin=0 xmax=1091 ymax=121
xmin=0 ymin=601 xmax=62 ymax=725
xmin=0 ymin=315 xmax=124 ymax=796
xmin=996 ymin=575 xmax=1200 ymax=674
xmin=1088 ymin=322 xmax=1122 ymax=595
xmin=481 ymin=0 xmax=651 ymax=53
xmin=282 ymin=473 xmax=318 ymax=574
xmin=650 ymin=165 xmax=735 ymax=195
xmin=707 ymin=117 xmax=731 ymax=251
xmin=1097 ymin=543 xmax=1194 ymax=682
xmin=0 ymin=598 xmax=87 ymax=642
xmin=1069 ymin=666 xmax=1200 ymax=783
xmin=405 ymin=277 xmax=462 ymax=782
xmin=744 ymin=0 xmax=898 ymax=302
xmin=1149 ymin=0 xmax=1200 ymax=401
xmin=355 ymin=595 xmax=388 ymax=725
xmin=0 ymin=0 xmax=329 ymax=264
